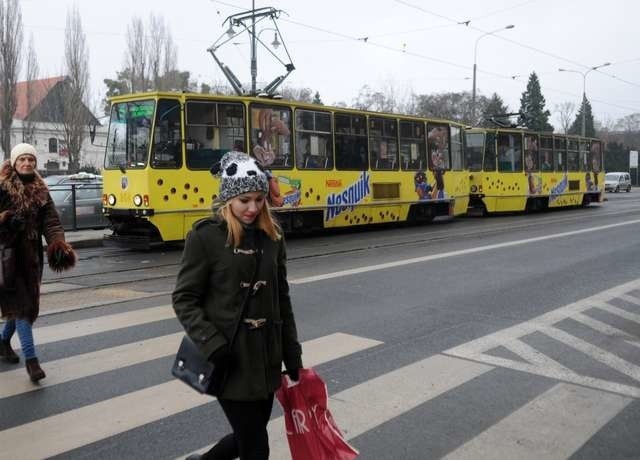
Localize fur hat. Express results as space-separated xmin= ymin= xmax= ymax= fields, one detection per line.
xmin=211 ymin=151 xmax=269 ymax=202
xmin=10 ymin=143 xmax=37 ymax=168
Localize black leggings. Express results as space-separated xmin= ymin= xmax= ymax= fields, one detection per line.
xmin=205 ymin=394 xmax=275 ymax=460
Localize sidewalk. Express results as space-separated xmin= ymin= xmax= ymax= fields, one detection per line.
xmin=63 ymin=228 xmax=110 ymax=249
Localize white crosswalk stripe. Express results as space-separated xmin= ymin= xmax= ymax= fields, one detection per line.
xmin=442 ymin=383 xmax=632 ymax=460
xmin=1 ymin=277 xmax=639 ymax=459
xmin=0 ymin=332 xmax=382 ymax=460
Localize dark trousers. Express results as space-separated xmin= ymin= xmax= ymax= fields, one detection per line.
xmin=205 ymin=394 xmax=275 ymax=460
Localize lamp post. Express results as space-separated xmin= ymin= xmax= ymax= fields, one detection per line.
xmin=558 ymin=62 xmax=610 ymax=136
xmin=471 ymin=24 xmax=514 ymax=124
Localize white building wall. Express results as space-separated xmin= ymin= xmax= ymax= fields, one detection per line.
xmin=8 ymin=119 xmax=108 ymax=173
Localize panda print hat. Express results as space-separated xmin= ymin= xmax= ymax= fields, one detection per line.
xmin=211 ymin=151 xmax=269 ymax=202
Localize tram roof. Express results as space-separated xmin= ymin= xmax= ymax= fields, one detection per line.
xmin=108 ymin=90 xmax=466 ymax=128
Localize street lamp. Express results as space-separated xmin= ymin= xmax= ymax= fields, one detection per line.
xmin=257 ymin=27 xmax=281 ymax=50
xmin=558 ymin=62 xmax=611 ymax=137
xmin=471 ymin=24 xmax=514 ymax=124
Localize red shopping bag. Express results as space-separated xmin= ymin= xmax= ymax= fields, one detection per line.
xmin=275 ymin=368 xmax=359 ymax=460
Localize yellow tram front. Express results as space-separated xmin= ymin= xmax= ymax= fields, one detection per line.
xmin=102 ymin=92 xmax=470 ymax=248
xmin=465 ymin=127 xmax=604 ymax=214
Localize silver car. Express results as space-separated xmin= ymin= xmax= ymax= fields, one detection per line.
xmin=604 ymin=172 xmax=632 ymax=193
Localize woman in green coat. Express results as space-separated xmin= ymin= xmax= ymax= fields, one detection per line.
xmin=173 ymin=151 xmax=303 ymax=460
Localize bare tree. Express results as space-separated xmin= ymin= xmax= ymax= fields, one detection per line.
xmin=60 ymin=5 xmax=91 ymax=172
xmin=147 ymin=13 xmax=165 ymax=90
xmin=126 ymin=17 xmax=147 ymax=92
xmin=0 ymin=0 xmax=23 ymax=159
xmin=22 ymin=33 xmax=38 ymax=144
xmin=554 ymin=101 xmax=575 ymax=134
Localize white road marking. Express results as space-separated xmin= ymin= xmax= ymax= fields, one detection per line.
xmin=183 ymin=354 xmax=493 ymax=460
xmin=11 ymin=305 xmax=175 ymax=349
xmin=0 ymin=332 xmax=183 ymax=398
xmin=445 ymin=277 xmax=640 ymax=398
xmin=443 ymin=383 xmax=632 ymax=460
xmin=288 ymin=219 xmax=640 ymax=284
xmin=595 ymin=301 xmax=640 ymax=324
xmin=0 ymin=333 xmax=382 ymax=460
xmin=572 ymin=311 xmax=634 ymax=338
xmin=541 ymin=325 xmax=640 ymax=383
xmin=619 ymin=293 xmax=640 ymax=307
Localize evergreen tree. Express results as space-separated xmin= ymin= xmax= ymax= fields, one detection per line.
xmin=518 ymin=72 xmax=554 ymax=132
xmin=480 ymin=93 xmax=509 ymax=128
xmin=604 ymin=141 xmax=628 ymax=172
xmin=568 ymin=96 xmax=595 ymax=137
xmin=312 ymin=91 xmax=323 ymax=105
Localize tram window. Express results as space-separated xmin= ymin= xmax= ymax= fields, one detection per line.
xmin=186 ymin=101 xmax=216 ymax=126
xmin=450 ymin=126 xmax=463 ymax=171
xmin=151 ymin=99 xmax=182 ymax=169
xmin=524 ymin=134 xmax=539 ymax=172
xmin=464 ymin=132 xmax=484 ymax=172
xmin=483 ymin=132 xmax=496 ymax=171
xmin=427 ymin=123 xmax=450 ymax=171
xmin=554 ymin=137 xmax=566 ymax=172
xmin=250 ymin=105 xmax=292 ymax=169
xmin=540 ymin=136 xmax=553 ymax=171
xmin=185 ymin=102 xmax=245 ymax=170
xmin=497 ymin=132 xmax=522 ymax=172
xmin=370 ymin=117 xmax=398 ymax=170
xmin=567 ymin=138 xmax=579 ymax=172
xmin=105 ymin=100 xmax=154 ymax=170
xmin=579 ymin=140 xmax=589 ymax=171
xmin=295 ymin=110 xmax=333 ymax=170
xmin=589 ymin=141 xmax=602 ymax=173
xmin=335 ymin=113 xmax=368 ymax=171
xmin=399 ymin=121 xmax=426 ymax=170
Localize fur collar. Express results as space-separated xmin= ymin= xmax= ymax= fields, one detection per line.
xmin=0 ymin=160 xmax=49 ymax=213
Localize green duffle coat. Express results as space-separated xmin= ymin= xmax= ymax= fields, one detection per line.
xmin=172 ymin=217 xmax=303 ymax=401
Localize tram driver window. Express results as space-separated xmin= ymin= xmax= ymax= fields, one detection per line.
xmin=152 ymin=99 xmax=182 ymax=169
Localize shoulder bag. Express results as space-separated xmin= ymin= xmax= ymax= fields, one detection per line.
xmin=171 ymin=233 xmax=263 ymax=394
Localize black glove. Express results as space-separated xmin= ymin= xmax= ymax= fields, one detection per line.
xmin=209 ymin=345 xmax=232 ymax=368
xmin=286 ymin=367 xmax=300 ymax=382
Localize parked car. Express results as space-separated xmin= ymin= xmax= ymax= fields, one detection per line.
xmin=604 ymin=172 xmax=632 ymax=193
xmin=46 ymin=173 xmax=109 ymax=229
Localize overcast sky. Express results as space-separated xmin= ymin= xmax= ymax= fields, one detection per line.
xmin=20 ymin=0 xmax=640 ymax=129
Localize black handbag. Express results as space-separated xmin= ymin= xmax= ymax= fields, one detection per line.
xmin=171 ymin=335 xmax=217 ymax=394
xmin=0 ymin=245 xmax=16 ymax=291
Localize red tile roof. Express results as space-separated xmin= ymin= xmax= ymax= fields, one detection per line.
xmin=14 ymin=76 xmax=66 ymax=120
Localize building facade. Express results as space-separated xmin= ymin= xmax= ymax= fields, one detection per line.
xmin=2 ymin=76 xmax=107 ymax=174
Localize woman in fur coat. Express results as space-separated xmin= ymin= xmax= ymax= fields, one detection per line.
xmin=0 ymin=143 xmax=76 ymax=382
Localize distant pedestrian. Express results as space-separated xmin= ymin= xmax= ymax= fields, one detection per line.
xmin=173 ymin=151 xmax=303 ymax=460
xmin=0 ymin=143 xmax=76 ymax=382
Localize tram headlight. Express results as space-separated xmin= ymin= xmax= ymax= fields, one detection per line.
xmin=133 ymin=194 xmax=143 ymax=207
xmin=107 ymin=194 xmax=116 ymax=206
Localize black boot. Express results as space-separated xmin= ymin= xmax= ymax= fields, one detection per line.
xmin=26 ymin=357 xmax=46 ymax=382
xmin=0 ymin=340 xmax=19 ymax=364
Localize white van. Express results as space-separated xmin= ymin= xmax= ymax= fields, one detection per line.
xmin=604 ymin=172 xmax=632 ymax=193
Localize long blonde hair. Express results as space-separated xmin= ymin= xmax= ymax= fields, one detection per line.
xmin=217 ymin=198 xmax=282 ymax=247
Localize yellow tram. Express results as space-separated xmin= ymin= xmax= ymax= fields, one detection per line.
xmin=101 ymin=92 xmax=470 ymax=247
xmin=464 ymin=127 xmax=604 ymax=214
